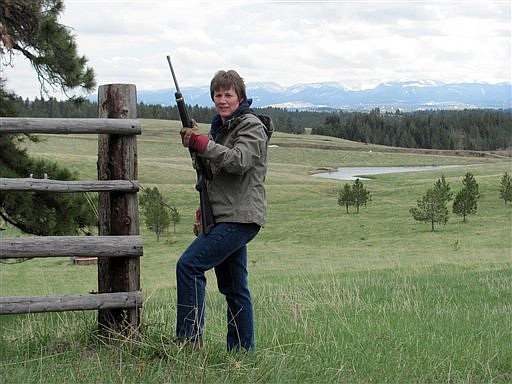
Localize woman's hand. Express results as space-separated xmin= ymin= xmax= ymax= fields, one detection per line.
xmin=180 ymin=121 xmax=209 ymax=153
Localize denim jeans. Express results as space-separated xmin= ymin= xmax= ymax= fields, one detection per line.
xmin=175 ymin=222 xmax=260 ymax=351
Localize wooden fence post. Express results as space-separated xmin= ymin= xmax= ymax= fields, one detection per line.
xmin=97 ymin=84 xmax=141 ymax=334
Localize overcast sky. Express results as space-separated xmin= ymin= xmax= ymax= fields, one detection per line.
xmin=4 ymin=0 xmax=511 ymax=100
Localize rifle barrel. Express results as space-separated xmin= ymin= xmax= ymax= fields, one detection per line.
xmin=166 ymin=55 xmax=181 ymax=94
xmin=166 ymin=55 xmax=215 ymax=234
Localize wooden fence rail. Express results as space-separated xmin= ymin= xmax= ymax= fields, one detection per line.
xmin=0 ymin=235 xmax=143 ymax=259
xmin=0 ymin=83 xmax=142 ymax=335
xmin=0 ymin=117 xmax=141 ymax=134
xmin=0 ymin=178 xmax=139 ymax=192
xmin=0 ymin=292 xmax=143 ymax=315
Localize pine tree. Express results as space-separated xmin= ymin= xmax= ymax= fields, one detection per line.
xmin=139 ymin=187 xmax=171 ymax=241
xmin=0 ymin=158 xmax=98 ymax=235
xmin=352 ymin=178 xmax=371 ymax=213
xmin=0 ymin=0 xmax=97 ymax=235
xmin=499 ymin=172 xmax=512 ymax=204
xmin=338 ymin=183 xmax=354 ymax=213
xmin=170 ymin=206 xmax=181 ymax=233
xmin=1 ymin=0 xmax=95 ymax=96
xmin=410 ymin=188 xmax=449 ymax=231
xmin=0 ymin=80 xmax=19 ymax=116
xmin=433 ymin=175 xmax=453 ymax=204
xmin=452 ymin=172 xmax=480 ymax=222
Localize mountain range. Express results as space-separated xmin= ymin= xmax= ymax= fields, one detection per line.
xmin=134 ymin=80 xmax=511 ymax=111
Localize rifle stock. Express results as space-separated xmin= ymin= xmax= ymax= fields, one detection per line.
xmin=166 ymin=55 xmax=215 ymax=235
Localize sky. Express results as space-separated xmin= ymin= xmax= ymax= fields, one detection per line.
xmin=3 ymin=0 xmax=511 ymax=100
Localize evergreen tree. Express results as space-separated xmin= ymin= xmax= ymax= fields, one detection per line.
xmin=352 ymin=178 xmax=371 ymax=213
xmin=169 ymin=206 xmax=181 ymax=233
xmin=433 ymin=175 xmax=453 ymax=204
xmin=312 ymin=108 xmax=511 ymax=151
xmin=1 ymin=0 xmax=95 ymax=96
xmin=0 ymin=80 xmax=20 ymax=116
xmin=0 ymin=0 xmax=97 ymax=236
xmin=139 ymin=187 xmax=171 ymax=241
xmin=452 ymin=172 xmax=480 ymax=222
xmin=338 ymin=183 xmax=354 ymax=213
xmin=499 ymin=172 xmax=512 ymax=204
xmin=410 ymin=188 xmax=449 ymax=231
xmin=0 ymin=159 xmax=98 ymax=235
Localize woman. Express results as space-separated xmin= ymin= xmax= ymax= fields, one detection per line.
xmin=176 ymin=70 xmax=273 ymax=351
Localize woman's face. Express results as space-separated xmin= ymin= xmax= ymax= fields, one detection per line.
xmin=213 ymin=87 xmax=241 ymax=120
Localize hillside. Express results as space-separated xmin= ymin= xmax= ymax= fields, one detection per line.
xmin=1 ymin=118 xmax=511 ymax=383
xmin=269 ymin=129 xmax=512 ymax=162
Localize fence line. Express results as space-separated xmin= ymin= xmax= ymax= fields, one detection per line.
xmin=0 ymin=84 xmax=142 ymax=336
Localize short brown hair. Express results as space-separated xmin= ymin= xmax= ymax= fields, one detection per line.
xmin=210 ymin=70 xmax=247 ymax=101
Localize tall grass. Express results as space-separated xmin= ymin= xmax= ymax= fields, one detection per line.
xmin=1 ymin=119 xmax=511 ymax=383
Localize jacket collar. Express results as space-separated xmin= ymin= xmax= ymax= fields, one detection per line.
xmin=210 ymin=99 xmax=252 ymax=139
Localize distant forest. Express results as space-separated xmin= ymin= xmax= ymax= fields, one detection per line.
xmin=9 ymin=96 xmax=512 ymax=151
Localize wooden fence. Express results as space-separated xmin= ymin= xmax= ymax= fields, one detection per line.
xmin=0 ymin=84 xmax=143 ymax=335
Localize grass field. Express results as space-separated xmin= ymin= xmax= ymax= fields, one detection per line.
xmin=1 ymin=119 xmax=511 ymax=383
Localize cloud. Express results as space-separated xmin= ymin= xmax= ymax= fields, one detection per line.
xmin=3 ymin=0 xmax=510 ymax=99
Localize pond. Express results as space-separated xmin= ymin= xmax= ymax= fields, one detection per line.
xmin=312 ymin=165 xmax=464 ymax=180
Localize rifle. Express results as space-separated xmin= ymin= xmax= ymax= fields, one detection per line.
xmin=166 ymin=55 xmax=215 ymax=235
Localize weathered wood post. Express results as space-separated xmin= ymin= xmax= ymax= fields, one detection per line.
xmin=97 ymin=84 xmax=140 ymax=334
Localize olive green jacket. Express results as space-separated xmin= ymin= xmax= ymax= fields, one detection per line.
xmin=199 ymin=112 xmax=273 ymax=227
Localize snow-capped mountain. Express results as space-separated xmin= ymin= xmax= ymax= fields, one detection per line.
xmin=135 ymin=81 xmax=511 ymax=111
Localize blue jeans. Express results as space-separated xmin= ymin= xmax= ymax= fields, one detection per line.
xmin=175 ymin=222 xmax=260 ymax=351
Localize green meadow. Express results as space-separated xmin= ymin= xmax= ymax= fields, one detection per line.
xmin=1 ymin=119 xmax=511 ymax=383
